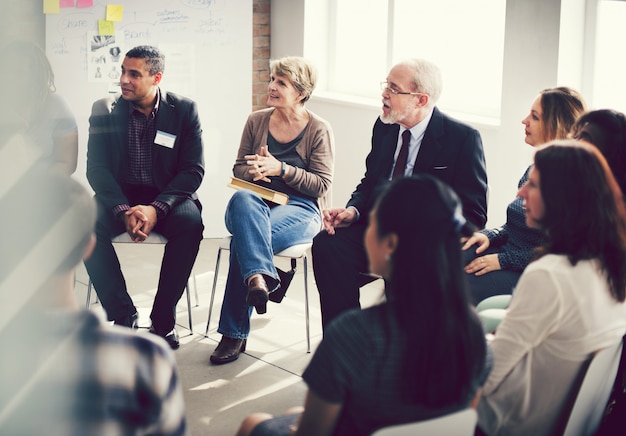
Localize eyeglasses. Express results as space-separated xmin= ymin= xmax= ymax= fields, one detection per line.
xmin=380 ymin=81 xmax=424 ymax=96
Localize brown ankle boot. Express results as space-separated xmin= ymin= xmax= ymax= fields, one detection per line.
xmin=210 ymin=336 xmax=247 ymax=364
xmin=246 ymin=275 xmax=269 ymax=314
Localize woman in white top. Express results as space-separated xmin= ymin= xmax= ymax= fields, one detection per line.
xmin=477 ymin=140 xmax=626 ymax=435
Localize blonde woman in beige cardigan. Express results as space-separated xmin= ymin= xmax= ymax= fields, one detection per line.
xmin=210 ymin=56 xmax=335 ymax=365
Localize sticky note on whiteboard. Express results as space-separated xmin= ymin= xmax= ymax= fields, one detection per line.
xmin=43 ymin=0 xmax=60 ymax=14
xmin=98 ymin=19 xmax=115 ymax=35
xmin=106 ymin=4 xmax=124 ymax=21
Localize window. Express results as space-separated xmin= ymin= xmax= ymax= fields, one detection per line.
xmin=327 ymin=0 xmax=388 ymax=98
xmin=592 ymin=0 xmax=626 ymax=113
xmin=392 ymin=0 xmax=505 ymax=119
xmin=320 ymin=0 xmax=506 ymax=120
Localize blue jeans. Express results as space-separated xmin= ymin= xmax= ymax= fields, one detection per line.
xmin=217 ymin=190 xmax=321 ymax=339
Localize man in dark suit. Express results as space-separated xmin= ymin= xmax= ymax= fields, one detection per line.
xmin=312 ymin=59 xmax=488 ymax=330
xmin=84 ymin=45 xmax=204 ymax=349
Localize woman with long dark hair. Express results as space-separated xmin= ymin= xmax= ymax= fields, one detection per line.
xmin=236 ymin=175 xmax=489 ymax=436
xmin=477 ymin=140 xmax=626 ymax=435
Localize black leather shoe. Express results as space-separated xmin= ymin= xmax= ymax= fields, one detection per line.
xmin=210 ymin=336 xmax=247 ymax=365
xmin=113 ymin=311 xmax=138 ymax=329
xmin=164 ymin=329 xmax=180 ymax=350
xmin=246 ymin=276 xmax=269 ymax=314
xmin=150 ymin=327 xmax=180 ymax=350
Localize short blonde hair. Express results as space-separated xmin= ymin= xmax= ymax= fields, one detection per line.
xmin=270 ymin=56 xmax=318 ymax=104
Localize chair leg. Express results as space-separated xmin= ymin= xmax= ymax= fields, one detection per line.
xmin=205 ymin=246 xmax=224 ymax=337
xmin=86 ymin=278 xmax=100 ymax=306
xmin=192 ymin=272 xmax=199 ymax=307
xmin=185 ymin=281 xmax=193 ymax=334
xmin=86 ymin=279 xmax=93 ymax=307
xmin=303 ymin=254 xmax=311 ymax=353
xmin=205 ymin=244 xmax=311 ymax=353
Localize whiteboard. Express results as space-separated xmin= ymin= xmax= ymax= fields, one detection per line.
xmin=46 ymin=0 xmax=252 ymax=237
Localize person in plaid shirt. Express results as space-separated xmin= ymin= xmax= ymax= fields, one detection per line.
xmin=0 ymin=171 xmax=187 ymax=435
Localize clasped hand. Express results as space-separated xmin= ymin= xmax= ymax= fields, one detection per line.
xmin=124 ymin=205 xmax=157 ymax=242
xmin=322 ymin=207 xmax=357 ymax=235
xmin=245 ymin=145 xmax=280 ymax=182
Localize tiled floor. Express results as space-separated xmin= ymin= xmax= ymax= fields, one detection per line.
xmin=74 ymin=238 xmax=384 ymax=435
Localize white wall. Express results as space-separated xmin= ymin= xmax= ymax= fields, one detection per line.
xmin=271 ymin=0 xmax=579 ymax=228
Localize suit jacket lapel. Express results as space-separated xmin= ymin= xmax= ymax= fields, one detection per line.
xmin=412 ymin=106 xmax=443 ymax=173
xmin=156 ymin=89 xmax=175 ymax=136
xmin=381 ymin=124 xmax=401 ymax=178
xmin=110 ymin=95 xmax=129 ymax=152
xmin=154 ymin=89 xmax=176 ymax=170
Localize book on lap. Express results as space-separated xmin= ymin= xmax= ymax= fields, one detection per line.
xmin=227 ymin=177 xmax=289 ymax=205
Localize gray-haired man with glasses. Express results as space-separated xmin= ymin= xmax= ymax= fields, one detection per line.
xmin=312 ymin=58 xmax=488 ymax=330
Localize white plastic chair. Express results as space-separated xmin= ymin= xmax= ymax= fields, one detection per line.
xmin=476 ymin=294 xmax=512 ymax=312
xmin=476 ymin=294 xmax=511 ymax=333
xmin=85 ymin=232 xmax=198 ymax=333
xmin=372 ymin=408 xmax=477 ymax=436
xmin=562 ymin=338 xmax=624 ymax=436
xmin=205 ymin=236 xmax=312 ymax=353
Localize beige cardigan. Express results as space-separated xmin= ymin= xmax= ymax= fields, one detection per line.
xmin=233 ymin=107 xmax=335 ymax=211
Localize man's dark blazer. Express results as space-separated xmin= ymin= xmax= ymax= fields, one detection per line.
xmin=86 ymin=89 xmax=205 ymax=212
xmin=346 ymin=107 xmax=488 ymax=228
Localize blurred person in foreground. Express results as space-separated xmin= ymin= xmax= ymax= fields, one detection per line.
xmin=0 ymin=40 xmax=78 ymax=175
xmin=0 ymin=172 xmax=187 ymax=435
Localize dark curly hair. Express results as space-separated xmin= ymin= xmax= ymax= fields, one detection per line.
xmin=125 ymin=45 xmax=165 ymax=75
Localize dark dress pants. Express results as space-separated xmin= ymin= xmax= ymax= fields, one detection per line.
xmin=312 ymin=222 xmax=372 ymax=330
xmin=462 ymin=247 xmax=520 ymax=305
xmin=84 ymin=194 xmax=203 ymax=334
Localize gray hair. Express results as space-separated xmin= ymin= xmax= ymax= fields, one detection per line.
xmin=398 ymin=59 xmax=443 ymax=105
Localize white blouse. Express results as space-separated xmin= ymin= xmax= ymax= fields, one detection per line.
xmin=477 ymin=254 xmax=626 ymax=435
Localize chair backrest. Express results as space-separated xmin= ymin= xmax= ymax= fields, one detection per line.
xmin=478 ymin=308 xmax=507 ymax=334
xmin=371 ymin=408 xmax=477 ymax=436
xmin=563 ymin=339 xmax=624 ymax=436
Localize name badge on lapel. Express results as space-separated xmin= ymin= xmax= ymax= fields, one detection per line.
xmin=155 ymin=130 xmax=176 ymax=149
